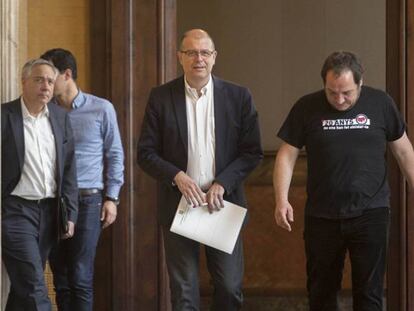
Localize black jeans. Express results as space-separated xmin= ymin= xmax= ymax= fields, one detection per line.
xmin=304 ymin=207 xmax=389 ymax=311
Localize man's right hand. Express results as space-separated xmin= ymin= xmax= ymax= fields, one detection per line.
xmin=274 ymin=202 xmax=294 ymax=232
xmin=173 ymin=171 xmax=206 ymax=207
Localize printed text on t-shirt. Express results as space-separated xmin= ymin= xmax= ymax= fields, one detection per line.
xmin=322 ymin=114 xmax=371 ymax=130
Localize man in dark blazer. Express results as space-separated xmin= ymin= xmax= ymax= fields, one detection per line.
xmin=1 ymin=58 xmax=78 ymax=311
xmin=137 ymin=29 xmax=263 ymax=310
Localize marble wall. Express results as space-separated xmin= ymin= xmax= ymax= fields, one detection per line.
xmin=1 ymin=0 xmax=21 ymax=308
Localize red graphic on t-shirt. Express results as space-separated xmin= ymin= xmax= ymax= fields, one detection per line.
xmin=356 ymin=114 xmax=368 ymax=125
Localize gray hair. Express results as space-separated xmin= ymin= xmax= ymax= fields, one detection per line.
xmin=21 ymin=58 xmax=59 ymax=80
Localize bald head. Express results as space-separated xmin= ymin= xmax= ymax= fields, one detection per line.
xmin=179 ymin=29 xmax=215 ymax=51
xmin=178 ymin=28 xmax=217 ymax=91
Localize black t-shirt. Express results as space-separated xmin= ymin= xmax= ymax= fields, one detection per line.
xmin=278 ymin=86 xmax=405 ymax=219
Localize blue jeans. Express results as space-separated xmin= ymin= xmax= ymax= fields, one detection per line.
xmin=49 ymin=192 xmax=102 ymax=311
xmin=304 ymin=207 xmax=390 ymax=311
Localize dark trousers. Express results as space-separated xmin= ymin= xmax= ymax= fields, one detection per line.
xmin=49 ymin=192 xmax=102 ymax=311
xmin=304 ymin=207 xmax=389 ymax=311
xmin=162 ymin=226 xmax=244 ymax=311
xmin=2 ymin=195 xmax=57 ymax=311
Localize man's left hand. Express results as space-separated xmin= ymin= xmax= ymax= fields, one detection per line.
xmin=101 ymin=200 xmax=118 ymax=229
xmin=61 ymin=221 xmax=75 ymax=239
xmin=206 ymin=182 xmax=225 ymax=213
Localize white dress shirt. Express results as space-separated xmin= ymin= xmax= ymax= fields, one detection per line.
xmin=185 ymin=75 xmax=216 ymax=191
xmin=11 ymin=99 xmax=57 ymax=199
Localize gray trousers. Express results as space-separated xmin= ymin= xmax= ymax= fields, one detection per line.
xmin=2 ymin=195 xmax=57 ymax=311
xmin=162 ymin=226 xmax=244 ymax=311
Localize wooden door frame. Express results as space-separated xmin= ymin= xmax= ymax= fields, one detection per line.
xmin=386 ymin=0 xmax=413 ymax=309
xmin=386 ymin=0 xmax=405 ymax=309
xmin=405 ymin=0 xmax=414 ymax=309
xmin=90 ymin=0 xmax=176 ymax=310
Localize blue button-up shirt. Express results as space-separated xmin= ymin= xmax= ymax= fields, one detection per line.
xmin=67 ymin=90 xmax=124 ymax=198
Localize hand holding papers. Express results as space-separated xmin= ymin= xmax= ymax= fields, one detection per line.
xmin=170 ymin=196 xmax=247 ymax=254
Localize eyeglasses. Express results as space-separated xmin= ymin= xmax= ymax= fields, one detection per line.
xmin=180 ymin=50 xmax=215 ymax=58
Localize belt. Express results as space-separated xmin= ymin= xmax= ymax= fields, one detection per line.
xmin=79 ymin=188 xmax=102 ymax=196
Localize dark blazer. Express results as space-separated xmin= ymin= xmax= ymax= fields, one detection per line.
xmin=1 ymin=98 xmax=79 ymax=222
xmin=137 ymin=76 xmax=263 ymax=225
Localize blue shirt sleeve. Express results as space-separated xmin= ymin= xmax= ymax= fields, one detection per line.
xmin=102 ymin=101 xmax=124 ymax=198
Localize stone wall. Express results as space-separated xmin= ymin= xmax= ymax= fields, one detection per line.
xmin=0 ymin=0 xmax=21 ymax=308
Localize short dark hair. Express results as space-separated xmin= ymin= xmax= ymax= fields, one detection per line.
xmin=40 ymin=48 xmax=78 ymax=80
xmin=320 ymin=51 xmax=364 ymax=85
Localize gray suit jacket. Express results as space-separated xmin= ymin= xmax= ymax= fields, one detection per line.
xmin=1 ymin=98 xmax=79 ymax=222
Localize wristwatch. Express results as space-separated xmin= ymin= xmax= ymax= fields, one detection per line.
xmin=105 ymin=196 xmax=120 ymax=206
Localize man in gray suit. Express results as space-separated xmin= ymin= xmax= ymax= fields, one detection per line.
xmin=1 ymin=58 xmax=78 ymax=311
xmin=138 ymin=29 xmax=263 ymax=310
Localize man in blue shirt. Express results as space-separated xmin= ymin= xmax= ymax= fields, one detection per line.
xmin=41 ymin=48 xmax=124 ymax=311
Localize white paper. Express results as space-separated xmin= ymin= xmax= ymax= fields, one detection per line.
xmin=170 ymin=196 xmax=247 ymax=254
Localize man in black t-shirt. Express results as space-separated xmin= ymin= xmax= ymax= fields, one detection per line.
xmin=273 ymin=51 xmax=414 ymax=310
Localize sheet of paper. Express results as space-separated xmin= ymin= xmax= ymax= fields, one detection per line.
xmin=170 ymin=196 xmax=247 ymax=254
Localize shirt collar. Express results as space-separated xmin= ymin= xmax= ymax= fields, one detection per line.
xmin=72 ymin=89 xmax=86 ymax=109
xmin=20 ymin=97 xmax=49 ymax=119
xmin=184 ymin=75 xmax=213 ymax=99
